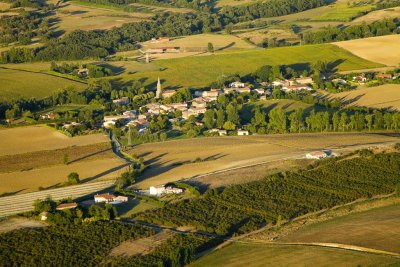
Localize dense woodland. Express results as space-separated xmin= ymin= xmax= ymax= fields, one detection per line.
xmin=303 ymin=18 xmax=400 ymax=44
xmin=136 ymin=151 xmax=400 ymax=235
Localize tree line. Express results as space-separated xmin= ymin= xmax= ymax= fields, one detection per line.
xmin=303 ymin=18 xmax=400 ymax=44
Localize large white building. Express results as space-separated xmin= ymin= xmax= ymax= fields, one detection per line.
xmin=149 ymin=185 xmax=184 ymax=196
xmin=306 ymin=151 xmax=329 ymax=160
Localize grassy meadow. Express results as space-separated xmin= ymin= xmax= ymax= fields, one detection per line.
xmin=335 ymin=35 xmax=400 ymax=66
xmin=310 ymin=3 xmax=375 ymax=22
xmin=141 ymin=33 xmax=256 ymax=51
xmin=126 ymin=44 xmax=383 ymax=89
xmin=327 ymin=84 xmax=400 ymax=111
xmin=0 ymin=68 xmax=87 ymax=100
xmin=190 ymin=243 xmax=400 ymax=267
xmin=131 ymin=132 xmax=400 ymax=189
xmin=51 ymin=1 xmax=151 ymax=34
xmin=351 ymin=6 xmax=400 ymax=24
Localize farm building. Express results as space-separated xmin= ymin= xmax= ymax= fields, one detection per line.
xmin=56 ymin=202 xmax=78 ymax=211
xmin=41 ymin=112 xmax=57 ymax=120
xmin=229 ymin=81 xmax=245 ymax=88
xmin=253 ymin=88 xmax=265 ymax=95
xmin=376 ymin=73 xmax=393 ymax=79
xmin=162 ymin=90 xmax=177 ymax=99
xmin=113 ymin=97 xmax=130 ymax=106
xmin=149 ymin=185 xmax=184 ymax=196
xmin=282 ymin=84 xmax=313 ymax=93
xmin=306 ymin=151 xmax=329 ymax=159
xmin=94 ymin=193 xmax=128 ymax=204
xmin=295 ymin=77 xmax=314 ymax=84
xmin=237 ymin=130 xmax=249 ymax=136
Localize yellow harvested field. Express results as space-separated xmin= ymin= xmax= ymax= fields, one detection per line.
xmin=335 ymin=35 xmax=400 ymax=66
xmin=327 ymin=84 xmax=400 ymax=110
xmin=0 ymin=157 xmax=128 ymax=195
xmin=279 ymin=204 xmax=400 ymax=254
xmin=141 ymin=34 xmax=256 ymax=52
xmin=351 ymin=7 xmax=400 ymax=24
xmin=190 ymin=243 xmax=399 ymax=267
xmin=0 ymin=126 xmax=109 ymax=156
xmin=132 ymin=132 xmax=400 ymax=188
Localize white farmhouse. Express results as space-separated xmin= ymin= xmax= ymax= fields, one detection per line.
xmin=306 ymin=151 xmax=328 ymax=160
xmin=149 ymin=185 xmax=183 ymax=196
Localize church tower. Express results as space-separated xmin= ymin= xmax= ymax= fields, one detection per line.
xmin=156 ymin=77 xmax=162 ymax=98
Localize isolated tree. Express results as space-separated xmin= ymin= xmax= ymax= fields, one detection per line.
xmin=207 ymin=42 xmax=214 ymax=53
xmin=63 ymin=153 xmax=69 ymax=165
xmin=67 ymin=172 xmax=80 ymax=185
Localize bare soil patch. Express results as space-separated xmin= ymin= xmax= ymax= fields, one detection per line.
xmin=0 ymin=217 xmax=47 ymax=233
xmin=110 ymin=230 xmax=173 ymax=257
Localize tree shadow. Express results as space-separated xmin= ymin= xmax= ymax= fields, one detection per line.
xmin=67 ymin=148 xmax=111 ymax=164
xmin=216 ymin=42 xmax=236 ymax=51
xmin=83 ymin=163 xmax=131 ymax=183
xmin=0 ymin=189 xmax=26 ymax=197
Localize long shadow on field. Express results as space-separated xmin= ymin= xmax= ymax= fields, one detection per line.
xmin=67 ymin=148 xmax=111 ymax=164
xmin=0 ymin=189 xmax=26 ymax=197
xmin=216 ymin=42 xmax=236 ymax=51
xmin=83 ymin=163 xmax=131 ymax=183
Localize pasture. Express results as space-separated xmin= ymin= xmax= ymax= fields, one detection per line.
xmin=236 ymin=28 xmax=298 ymax=46
xmin=351 ymin=6 xmax=400 ymax=24
xmin=0 ymin=126 xmax=109 ymax=156
xmin=335 ymin=35 xmax=400 ymax=66
xmin=310 ymin=3 xmax=374 ymax=22
xmin=131 ymin=132 xmax=400 ymax=188
xmin=190 ymin=243 xmax=399 ymax=267
xmin=142 ymin=33 xmax=256 ymax=51
xmin=279 ymin=204 xmax=400 ymax=254
xmin=0 ymin=67 xmax=87 ymax=101
xmin=51 ymin=1 xmax=151 ymax=34
xmin=127 ymin=44 xmax=382 ymax=89
xmin=327 ymin=84 xmax=400 ymax=110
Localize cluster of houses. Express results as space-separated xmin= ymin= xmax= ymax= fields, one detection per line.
xmin=101 ymin=76 xmax=316 ymax=134
xmin=271 ymin=77 xmax=314 ymax=93
xmin=352 ymin=72 xmax=397 ymax=85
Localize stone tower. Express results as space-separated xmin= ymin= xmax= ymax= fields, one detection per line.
xmin=156 ymin=77 xmax=162 ymax=98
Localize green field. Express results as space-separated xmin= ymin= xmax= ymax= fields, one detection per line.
xmin=125 ymin=44 xmax=383 ymax=89
xmin=311 ymin=3 xmax=375 ymax=22
xmin=190 ymin=243 xmax=400 ymax=267
xmin=0 ymin=68 xmax=87 ymax=100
